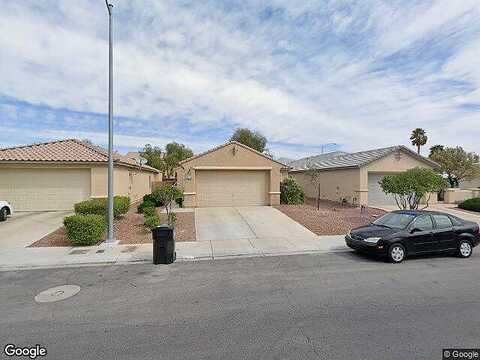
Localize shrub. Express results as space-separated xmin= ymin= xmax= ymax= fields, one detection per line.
xmin=137 ymin=200 xmax=155 ymax=213
xmin=459 ymin=198 xmax=480 ymax=212
xmin=144 ymin=215 xmax=161 ymax=230
xmin=380 ymin=168 xmax=447 ymax=209
xmin=64 ymin=214 xmax=106 ymax=246
xmin=74 ymin=196 xmax=130 ymax=218
xmin=175 ymin=196 xmax=183 ymax=208
xmin=143 ymin=193 xmax=164 ymax=207
xmin=143 ymin=206 xmax=157 ymax=217
xmin=280 ymin=178 xmax=305 ymax=205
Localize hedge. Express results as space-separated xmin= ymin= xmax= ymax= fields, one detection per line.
xmin=64 ymin=214 xmax=106 ymax=246
xmin=144 ymin=191 xmax=165 ymax=207
xmin=458 ymin=198 xmax=480 ymax=212
xmin=74 ymin=196 xmax=130 ymax=218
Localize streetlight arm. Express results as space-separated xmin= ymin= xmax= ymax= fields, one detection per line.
xmin=105 ymin=0 xmax=113 ymax=14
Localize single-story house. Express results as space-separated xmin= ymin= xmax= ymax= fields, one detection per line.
xmin=0 ymin=139 xmax=161 ymax=211
xmin=176 ymin=141 xmax=288 ymax=207
xmin=289 ymin=145 xmax=439 ymax=207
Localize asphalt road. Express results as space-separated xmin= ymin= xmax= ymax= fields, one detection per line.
xmin=1 ymin=250 xmax=480 ymax=360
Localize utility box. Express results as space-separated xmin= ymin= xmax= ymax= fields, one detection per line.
xmin=152 ymin=224 xmax=176 ymax=265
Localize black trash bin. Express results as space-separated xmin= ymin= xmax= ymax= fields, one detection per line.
xmin=152 ymin=224 xmax=176 ymax=265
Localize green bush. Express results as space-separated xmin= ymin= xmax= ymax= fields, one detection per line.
xmin=74 ymin=196 xmax=130 ymax=218
xmin=64 ymin=214 xmax=106 ymax=246
xmin=280 ymin=178 xmax=305 ymax=205
xmin=143 ymin=206 xmax=157 ymax=217
xmin=143 ymin=193 xmax=165 ymax=207
xmin=137 ymin=200 xmax=155 ymax=213
xmin=459 ymin=198 xmax=480 ymax=212
xmin=144 ymin=215 xmax=161 ymax=229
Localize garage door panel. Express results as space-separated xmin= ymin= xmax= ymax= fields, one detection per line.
xmin=0 ymin=168 xmax=91 ymax=211
xmin=368 ymin=173 xmax=397 ymax=207
xmin=196 ymin=170 xmax=268 ymax=207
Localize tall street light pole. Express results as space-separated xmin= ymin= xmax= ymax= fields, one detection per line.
xmin=105 ymin=1 xmax=115 ymax=244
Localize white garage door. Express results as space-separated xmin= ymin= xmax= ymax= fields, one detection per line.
xmin=196 ymin=170 xmax=268 ymax=207
xmin=368 ymin=173 xmax=397 ymax=207
xmin=0 ymin=168 xmax=91 ymax=211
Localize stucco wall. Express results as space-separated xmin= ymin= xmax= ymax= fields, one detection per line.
xmin=176 ymin=143 xmax=285 ymax=207
xmin=290 ymin=168 xmax=361 ymax=204
xmin=91 ymin=165 xmax=158 ymax=202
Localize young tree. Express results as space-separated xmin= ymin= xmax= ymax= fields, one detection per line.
xmin=380 ymin=168 xmax=446 ymax=210
xmin=152 ymin=185 xmax=183 ymax=225
xmin=410 ymin=128 xmax=428 ymax=154
xmin=230 ymin=128 xmax=268 ymax=153
xmin=429 ymin=146 xmax=480 ymax=188
xmin=305 ymin=166 xmax=322 ymax=210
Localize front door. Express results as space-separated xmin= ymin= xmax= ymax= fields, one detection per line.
xmin=432 ymin=214 xmax=456 ymax=250
xmin=408 ymin=215 xmax=435 ymax=253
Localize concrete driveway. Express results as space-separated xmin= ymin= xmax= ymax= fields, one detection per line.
xmin=193 ymin=206 xmax=344 ymax=257
xmin=0 ymin=211 xmax=70 ymax=250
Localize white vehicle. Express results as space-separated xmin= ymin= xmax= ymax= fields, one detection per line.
xmin=0 ymin=201 xmax=13 ymax=221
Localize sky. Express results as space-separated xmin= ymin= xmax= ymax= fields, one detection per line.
xmin=1 ymin=0 xmax=479 ymax=160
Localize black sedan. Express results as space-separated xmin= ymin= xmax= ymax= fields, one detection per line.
xmin=345 ymin=210 xmax=480 ymax=263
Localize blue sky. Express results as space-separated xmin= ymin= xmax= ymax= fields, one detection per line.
xmin=1 ymin=0 xmax=479 ymax=159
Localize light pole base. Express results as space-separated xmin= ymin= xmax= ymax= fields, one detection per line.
xmin=103 ymin=239 xmax=120 ymax=246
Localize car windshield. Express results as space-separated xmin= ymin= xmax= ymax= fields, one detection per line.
xmin=372 ymin=212 xmax=415 ymax=229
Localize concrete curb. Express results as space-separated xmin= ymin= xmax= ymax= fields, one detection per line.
xmin=0 ymin=247 xmax=352 ymax=272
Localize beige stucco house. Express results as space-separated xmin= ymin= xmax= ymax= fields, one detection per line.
xmin=176 ymin=141 xmax=288 ymax=207
xmin=289 ymin=145 xmax=439 ymax=207
xmin=0 ymin=139 xmax=161 ymax=211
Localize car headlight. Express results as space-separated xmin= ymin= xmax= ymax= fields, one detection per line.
xmin=364 ymin=237 xmax=381 ymax=244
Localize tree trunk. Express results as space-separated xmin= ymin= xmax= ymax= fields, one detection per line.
xmin=317 ymin=183 xmax=321 ymax=210
xmin=417 ymin=144 xmax=420 ymax=154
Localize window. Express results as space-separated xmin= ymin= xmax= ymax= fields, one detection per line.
xmin=432 ymin=214 xmax=453 ymax=229
xmin=411 ymin=215 xmax=433 ymax=232
xmin=449 ymin=215 xmax=464 ymax=226
xmin=373 ymin=213 xmax=415 ymax=229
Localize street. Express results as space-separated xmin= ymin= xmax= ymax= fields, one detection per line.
xmin=1 ymin=251 xmax=480 ymax=360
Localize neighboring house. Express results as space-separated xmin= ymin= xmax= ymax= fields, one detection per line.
xmin=0 ymin=139 xmax=161 ymax=211
xmin=176 ymin=141 xmax=288 ymax=207
xmin=289 ymin=145 xmax=438 ymax=207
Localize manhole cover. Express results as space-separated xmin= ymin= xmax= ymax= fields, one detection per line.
xmin=35 ymin=285 xmax=81 ymax=303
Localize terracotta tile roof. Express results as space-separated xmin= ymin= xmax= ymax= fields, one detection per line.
xmin=0 ymin=139 xmax=158 ymax=172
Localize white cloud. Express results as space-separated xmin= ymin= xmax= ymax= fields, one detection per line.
xmin=1 ymin=0 xmax=480 ymax=158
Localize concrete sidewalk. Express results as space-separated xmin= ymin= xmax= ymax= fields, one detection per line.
xmin=0 ymin=235 xmax=348 ymax=271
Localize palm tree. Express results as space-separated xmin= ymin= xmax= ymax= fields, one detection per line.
xmin=410 ymin=128 xmax=428 ymax=154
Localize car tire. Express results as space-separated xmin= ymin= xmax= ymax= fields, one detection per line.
xmin=0 ymin=207 xmax=7 ymax=222
xmin=388 ymin=243 xmax=406 ymax=263
xmin=458 ymin=239 xmax=472 ymax=258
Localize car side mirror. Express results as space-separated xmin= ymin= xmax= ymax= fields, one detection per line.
xmin=410 ymin=227 xmax=422 ymax=234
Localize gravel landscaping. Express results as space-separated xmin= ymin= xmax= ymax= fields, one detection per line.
xmin=275 ymin=199 xmax=386 ymax=235
xmin=30 ymin=209 xmax=196 ymax=247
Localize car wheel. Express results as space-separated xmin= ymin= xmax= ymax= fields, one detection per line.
xmin=458 ymin=240 xmax=472 ymax=258
xmin=388 ymin=243 xmax=406 ymax=263
xmin=0 ymin=207 xmax=7 ymax=222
